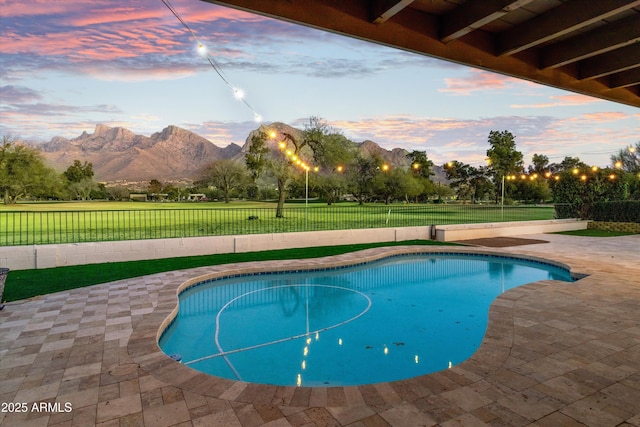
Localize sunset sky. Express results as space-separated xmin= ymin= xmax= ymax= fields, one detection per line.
xmin=1 ymin=0 xmax=638 ymax=168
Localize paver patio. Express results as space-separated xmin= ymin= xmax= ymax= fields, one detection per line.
xmin=1 ymin=233 xmax=639 ymax=426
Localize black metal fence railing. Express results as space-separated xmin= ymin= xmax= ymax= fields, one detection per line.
xmin=0 ymin=204 xmax=558 ymax=246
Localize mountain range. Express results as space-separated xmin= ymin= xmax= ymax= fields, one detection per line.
xmin=36 ymin=124 xmax=445 ymax=183
xmin=37 ymin=124 xmax=242 ymax=182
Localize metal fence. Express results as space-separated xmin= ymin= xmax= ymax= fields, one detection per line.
xmin=0 ymin=204 xmax=558 ymax=246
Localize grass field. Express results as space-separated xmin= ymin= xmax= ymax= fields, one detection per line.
xmin=0 ymin=201 xmax=557 ymax=246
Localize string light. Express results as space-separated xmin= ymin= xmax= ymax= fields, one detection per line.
xmin=233 ymin=88 xmax=245 ymax=100
xmin=161 ymin=0 xmax=263 ymax=122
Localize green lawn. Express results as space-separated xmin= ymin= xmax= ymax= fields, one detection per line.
xmin=0 ymin=201 xmax=557 ymax=245
xmin=2 ymin=240 xmax=458 ymax=302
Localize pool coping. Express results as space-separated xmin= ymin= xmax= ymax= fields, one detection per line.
xmin=127 ymin=245 xmax=586 ymax=408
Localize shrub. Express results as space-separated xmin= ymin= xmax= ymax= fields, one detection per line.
xmin=557 ymin=201 xmax=640 ymax=222
xmin=586 ymin=201 xmax=640 ymax=223
xmin=554 ymin=203 xmax=579 ymax=219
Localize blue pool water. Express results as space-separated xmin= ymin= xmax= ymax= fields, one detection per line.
xmin=159 ymin=253 xmax=573 ymax=386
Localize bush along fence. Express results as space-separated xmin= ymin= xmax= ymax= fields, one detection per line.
xmin=555 ymin=200 xmax=640 ymax=233
xmin=0 ymin=204 xmax=559 ymax=246
xmin=555 ymin=200 xmax=640 ymax=222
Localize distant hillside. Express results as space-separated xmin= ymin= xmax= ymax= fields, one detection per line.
xmin=37 ymin=124 xmax=242 ymax=182
xmin=36 ymin=123 xmax=446 ymax=183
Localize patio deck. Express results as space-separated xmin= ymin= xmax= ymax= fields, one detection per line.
xmin=1 ymin=233 xmax=639 ymax=426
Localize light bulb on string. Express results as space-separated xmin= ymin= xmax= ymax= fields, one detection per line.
xmin=162 ymin=0 xmax=263 ymax=123
xmin=233 ymin=88 xmax=245 ymax=100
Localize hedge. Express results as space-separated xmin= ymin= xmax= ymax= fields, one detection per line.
xmin=555 ymin=201 xmax=640 ymax=223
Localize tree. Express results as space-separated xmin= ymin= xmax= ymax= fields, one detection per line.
xmin=433 ymin=182 xmax=454 ymax=202
xmin=303 ymin=117 xmax=351 ymax=166
xmin=469 ymin=166 xmax=494 ymax=202
xmin=63 ymin=160 xmax=98 ymax=200
xmin=511 ymin=177 xmax=551 ymax=203
xmin=486 ymin=130 xmax=523 ymax=202
xmin=1 ymin=136 xmax=62 ymax=204
xmin=245 ymin=127 xmax=300 ymax=217
xmin=405 ymin=174 xmax=431 ymax=203
xmin=245 ymin=129 xmax=271 ymax=181
xmin=552 ymin=156 xmax=588 ymax=173
xmin=346 ymin=152 xmax=383 ymax=205
xmin=162 ymin=184 xmax=186 ymax=201
xmin=246 ymin=118 xmax=357 ymax=216
xmin=245 ymin=127 xmax=299 ymax=218
xmin=63 ymin=160 xmax=94 ymax=183
xmin=302 ymin=118 xmax=355 ymax=205
xmin=199 ymin=160 xmax=248 ymax=203
xmin=552 ymin=165 xmax=629 ymax=216
xmin=68 ymin=179 xmax=99 ymax=201
xmin=611 ymin=142 xmax=640 ymax=173
xmin=407 ymin=150 xmax=434 ymax=179
xmin=444 ymin=161 xmax=493 ymax=203
xmin=147 ymin=179 xmax=163 ymax=194
xmin=373 ymin=168 xmax=407 ymax=204
xmin=528 ymin=154 xmax=549 ymax=175
xmin=105 ymin=185 xmax=130 ymax=201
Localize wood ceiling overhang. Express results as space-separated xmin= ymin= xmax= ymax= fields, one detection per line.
xmin=202 ymin=0 xmax=640 ymax=108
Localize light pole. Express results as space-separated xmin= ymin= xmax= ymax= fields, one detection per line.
xmin=503 ymin=174 xmax=517 ymax=220
xmin=501 ymin=174 xmax=505 ymax=221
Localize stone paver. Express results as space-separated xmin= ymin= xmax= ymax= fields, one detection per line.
xmin=1 ymin=233 xmax=639 ymax=426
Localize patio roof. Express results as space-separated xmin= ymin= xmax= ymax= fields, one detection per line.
xmin=203 ymin=0 xmax=640 ymax=108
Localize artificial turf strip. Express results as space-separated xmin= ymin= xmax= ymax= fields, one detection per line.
xmin=3 ymin=240 xmax=457 ymax=302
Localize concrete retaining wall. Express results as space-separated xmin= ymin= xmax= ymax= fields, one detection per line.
xmin=0 ymin=219 xmax=588 ymax=270
xmin=434 ymin=219 xmax=588 ymax=242
xmin=0 ymin=226 xmax=431 ymax=271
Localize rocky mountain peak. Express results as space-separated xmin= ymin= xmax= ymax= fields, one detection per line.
xmin=92 ymin=124 xmax=136 ymax=142
xmin=38 ymin=124 xmax=241 ymax=182
xmin=157 ymin=125 xmax=184 ymax=139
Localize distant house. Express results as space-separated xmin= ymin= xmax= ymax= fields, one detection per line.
xmin=187 ymin=193 xmax=207 ymax=201
xmin=150 ymin=193 xmax=169 ymax=201
xmin=129 ymin=193 xmax=148 ymax=202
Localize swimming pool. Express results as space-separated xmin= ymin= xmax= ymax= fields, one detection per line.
xmin=159 ymin=253 xmax=574 ymax=387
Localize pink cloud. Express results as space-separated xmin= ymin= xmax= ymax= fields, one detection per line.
xmin=326 ymin=112 xmax=637 ymax=167
xmin=328 ymin=115 xmax=494 ymax=164
xmin=81 ymin=65 xmax=197 ymax=81
xmin=0 ymin=0 xmax=87 ymax=17
xmin=0 ymin=0 xmax=254 ymax=21
xmin=439 ymin=69 xmax=528 ymax=96
xmin=515 ymin=111 xmax=639 ymax=166
xmin=580 ymin=112 xmax=629 ymax=122
xmin=0 ymin=0 xmax=269 ymax=79
xmin=510 ymin=94 xmax=601 ymax=109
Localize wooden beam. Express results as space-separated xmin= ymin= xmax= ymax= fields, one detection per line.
xmin=579 ymin=44 xmax=640 ymax=80
xmin=440 ymin=0 xmax=534 ymax=43
xmin=608 ymin=68 xmax=640 ymax=89
xmin=202 ymin=0 xmax=640 ymax=107
xmin=498 ymin=0 xmax=640 ymax=56
xmin=541 ymin=15 xmax=640 ymax=69
xmin=371 ymin=0 xmax=415 ymax=24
